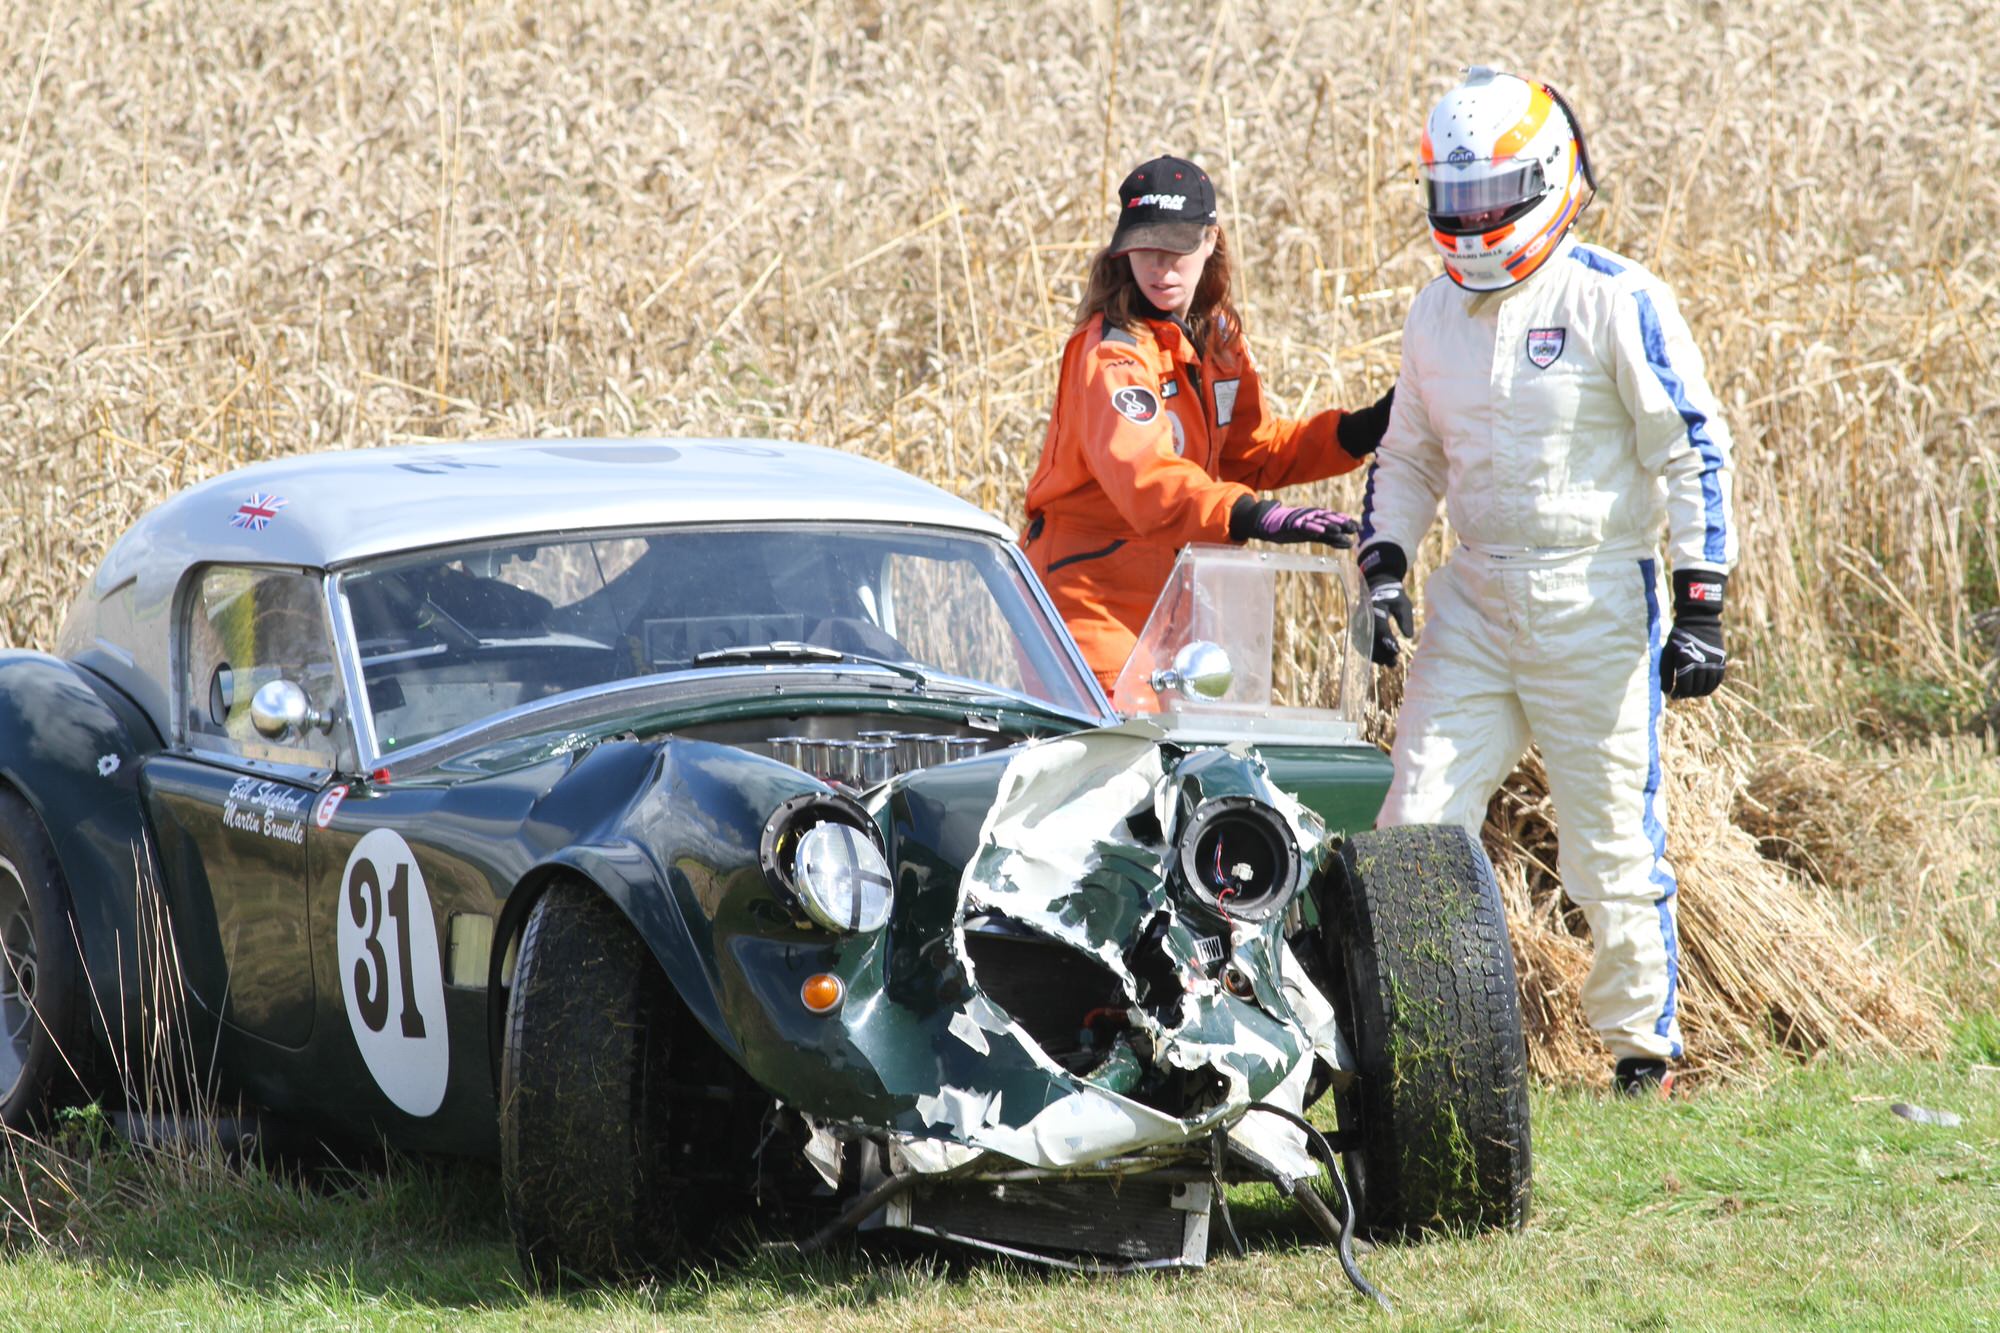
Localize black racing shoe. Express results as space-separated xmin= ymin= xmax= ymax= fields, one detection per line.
xmin=1613 ymin=1057 xmax=1677 ymax=1099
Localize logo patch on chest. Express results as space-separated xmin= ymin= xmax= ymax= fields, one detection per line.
xmin=1110 ymin=385 xmax=1160 ymax=423
xmin=1526 ymin=327 xmax=1566 ymax=369
xmin=1213 ymin=378 xmax=1240 ymax=426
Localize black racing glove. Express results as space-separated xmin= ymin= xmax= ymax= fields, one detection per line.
xmin=1661 ymin=570 xmax=1727 ymax=699
xmin=1335 ymin=385 xmax=1395 ymax=460
xmin=1228 ymin=497 xmax=1360 ymax=548
xmin=1359 ymin=542 xmax=1414 ymax=667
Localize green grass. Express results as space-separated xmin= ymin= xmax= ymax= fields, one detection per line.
xmin=1851 ymin=662 xmax=1988 ymax=740
xmin=0 ymin=1054 xmax=1994 ymax=1331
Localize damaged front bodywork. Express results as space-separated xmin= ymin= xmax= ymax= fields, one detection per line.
xmin=877 ymin=721 xmax=1348 ymax=1187
xmin=563 ymin=721 xmax=1355 ymax=1268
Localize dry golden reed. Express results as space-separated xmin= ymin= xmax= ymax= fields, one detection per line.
xmin=1485 ymin=703 xmax=1952 ymax=1085
xmin=1 ymin=2 xmax=1993 ymax=1080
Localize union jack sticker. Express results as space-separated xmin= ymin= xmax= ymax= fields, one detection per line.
xmin=230 ymin=493 xmax=288 ymax=531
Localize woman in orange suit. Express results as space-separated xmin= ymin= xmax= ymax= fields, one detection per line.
xmin=1022 ymin=154 xmax=1393 ymax=688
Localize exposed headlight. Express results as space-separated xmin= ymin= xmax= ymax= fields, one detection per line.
xmin=759 ymin=791 xmax=893 ymax=933
xmin=794 ymin=822 xmax=893 ymax=933
xmin=1175 ymin=796 xmax=1301 ymax=923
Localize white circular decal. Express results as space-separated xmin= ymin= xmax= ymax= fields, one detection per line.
xmin=314 ymin=783 xmax=348 ymax=829
xmin=337 ymin=828 xmax=449 ymax=1116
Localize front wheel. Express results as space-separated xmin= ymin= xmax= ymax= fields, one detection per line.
xmin=499 ymin=880 xmax=683 ymax=1286
xmin=1321 ymin=824 xmax=1531 ymax=1234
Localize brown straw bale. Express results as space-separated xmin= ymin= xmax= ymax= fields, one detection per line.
xmin=1733 ymin=743 xmax=1917 ymax=890
xmin=1482 ymin=701 xmax=1949 ymax=1088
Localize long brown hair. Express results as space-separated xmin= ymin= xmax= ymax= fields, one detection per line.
xmin=1074 ymin=225 xmax=1242 ymax=348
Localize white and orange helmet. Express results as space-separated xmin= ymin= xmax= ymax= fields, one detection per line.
xmin=1419 ymin=66 xmax=1595 ymax=291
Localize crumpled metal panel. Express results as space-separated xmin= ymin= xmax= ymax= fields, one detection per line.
xmin=592 ymin=728 xmax=1345 ymax=1185
xmin=888 ymin=720 xmax=1345 ymax=1181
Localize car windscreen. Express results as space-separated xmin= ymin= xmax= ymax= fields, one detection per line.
xmin=338 ymin=524 xmax=1098 ymax=754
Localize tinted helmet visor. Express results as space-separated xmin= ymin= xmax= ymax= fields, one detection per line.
xmin=1425 ymin=159 xmax=1548 ymax=235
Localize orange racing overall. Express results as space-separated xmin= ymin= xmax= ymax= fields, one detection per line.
xmin=1022 ymin=312 xmax=1368 ymax=687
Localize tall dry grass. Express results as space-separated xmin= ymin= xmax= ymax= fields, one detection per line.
xmin=0 ymin=2 xmax=1993 ymax=1078
xmin=0 ymin=846 xmax=239 ymax=1248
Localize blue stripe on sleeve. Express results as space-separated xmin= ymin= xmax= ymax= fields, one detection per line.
xmin=1640 ymin=559 xmax=1683 ymax=1058
xmin=1570 ymin=244 xmax=1625 ymax=277
xmin=1357 ymin=459 xmax=1381 ymax=545
xmin=1634 ymin=291 xmax=1728 ymax=563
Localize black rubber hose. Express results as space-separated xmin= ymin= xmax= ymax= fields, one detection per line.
xmin=1243 ymin=1101 xmax=1393 ymax=1312
xmin=1208 ymin=1130 xmax=1247 ymax=1259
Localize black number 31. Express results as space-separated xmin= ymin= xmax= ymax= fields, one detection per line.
xmin=347 ymin=855 xmax=427 ymax=1039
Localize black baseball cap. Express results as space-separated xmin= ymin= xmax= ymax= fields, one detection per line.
xmin=1108 ymin=155 xmax=1218 ymax=256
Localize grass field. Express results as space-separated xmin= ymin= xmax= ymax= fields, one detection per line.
xmin=0 ymin=0 xmax=1996 ymax=1324
xmin=0 ymin=1053 xmax=1995 ymax=1330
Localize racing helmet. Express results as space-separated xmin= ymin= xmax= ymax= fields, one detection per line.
xmin=1420 ymin=66 xmax=1594 ymax=291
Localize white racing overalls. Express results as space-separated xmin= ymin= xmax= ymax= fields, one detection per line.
xmin=1361 ymin=234 xmax=1736 ymax=1061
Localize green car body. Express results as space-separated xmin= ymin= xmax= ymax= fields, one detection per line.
xmin=0 ymin=438 xmax=1495 ymax=1279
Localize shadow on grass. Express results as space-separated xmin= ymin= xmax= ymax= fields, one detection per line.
xmin=1 ymin=1108 xmax=1412 ymax=1321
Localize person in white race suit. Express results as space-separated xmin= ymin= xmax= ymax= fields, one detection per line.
xmin=1361 ymin=66 xmax=1736 ymax=1097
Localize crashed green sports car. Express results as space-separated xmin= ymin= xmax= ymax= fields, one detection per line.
xmin=0 ymin=438 xmax=1529 ymax=1286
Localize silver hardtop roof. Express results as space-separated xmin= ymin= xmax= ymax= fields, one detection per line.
xmin=93 ymin=438 xmax=1011 ymax=586
xmin=56 ymin=439 xmax=1036 ymax=745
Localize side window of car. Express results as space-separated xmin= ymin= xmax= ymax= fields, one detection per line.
xmin=182 ymin=566 xmax=346 ymax=769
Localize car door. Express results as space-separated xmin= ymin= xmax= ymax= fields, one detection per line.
xmin=139 ymin=563 xmax=350 ymax=1050
xmin=301 ymin=769 xmax=520 ymax=1148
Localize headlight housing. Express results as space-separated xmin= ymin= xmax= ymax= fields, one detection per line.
xmin=1174 ymin=796 xmax=1301 ymax=923
xmin=759 ymin=792 xmax=893 ymax=933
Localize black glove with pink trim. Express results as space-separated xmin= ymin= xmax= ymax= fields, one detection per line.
xmin=1661 ymin=570 xmax=1727 ymax=699
xmin=1228 ymin=497 xmax=1360 ymax=548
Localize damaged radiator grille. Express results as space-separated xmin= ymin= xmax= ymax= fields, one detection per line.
xmin=962 ymin=923 xmax=1125 ymax=1074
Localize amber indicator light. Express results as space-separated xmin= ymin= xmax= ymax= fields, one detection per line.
xmin=800 ymin=973 xmax=845 ymax=1014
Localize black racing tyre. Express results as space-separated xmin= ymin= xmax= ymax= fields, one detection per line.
xmin=500 ymin=880 xmax=682 ymax=1287
xmin=0 ymin=788 xmax=98 ymax=1131
xmin=1321 ymin=824 xmax=1531 ymax=1234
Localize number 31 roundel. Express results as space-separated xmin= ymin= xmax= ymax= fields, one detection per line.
xmin=338 ymin=828 xmax=450 ymax=1116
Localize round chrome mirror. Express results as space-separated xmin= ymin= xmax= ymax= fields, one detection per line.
xmin=249 ymin=679 xmax=320 ymax=740
xmin=1150 ymin=640 xmax=1233 ymax=701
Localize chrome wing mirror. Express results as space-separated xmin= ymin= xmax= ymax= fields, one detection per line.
xmin=249 ymin=679 xmax=334 ymax=740
xmin=1149 ymin=641 xmax=1233 ymax=701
